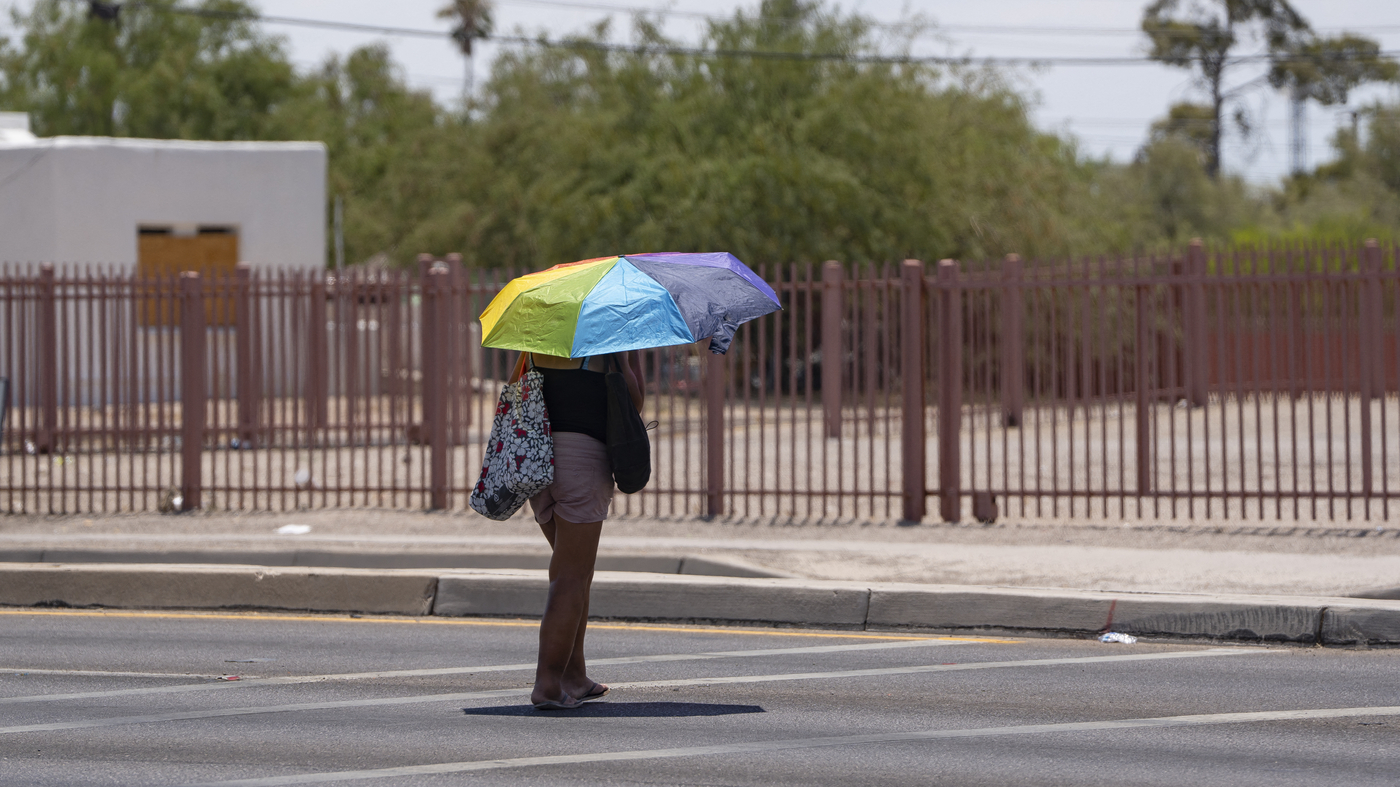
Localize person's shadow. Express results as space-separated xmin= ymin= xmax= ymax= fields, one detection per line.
xmin=462 ymin=702 xmax=765 ymax=718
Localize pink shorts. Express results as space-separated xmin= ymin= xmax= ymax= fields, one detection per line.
xmin=530 ymin=432 xmax=615 ymax=525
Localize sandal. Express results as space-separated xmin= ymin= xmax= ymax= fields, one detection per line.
xmin=578 ymin=682 xmax=609 ymax=703
xmin=532 ymin=694 xmax=584 ymax=711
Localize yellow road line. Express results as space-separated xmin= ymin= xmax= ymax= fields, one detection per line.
xmin=0 ymin=608 xmax=1018 ymax=643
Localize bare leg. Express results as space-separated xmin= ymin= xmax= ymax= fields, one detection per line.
xmin=563 ymin=578 xmax=595 ymax=695
xmin=531 ymin=516 xmax=603 ymax=705
xmin=537 ymin=517 xmax=603 ymax=698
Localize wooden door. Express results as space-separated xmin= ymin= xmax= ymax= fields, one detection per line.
xmin=137 ymin=227 xmax=238 ymax=326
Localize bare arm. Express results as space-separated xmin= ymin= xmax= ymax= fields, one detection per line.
xmin=622 ymin=351 xmax=645 ymax=413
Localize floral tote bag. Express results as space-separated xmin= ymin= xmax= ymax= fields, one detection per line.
xmin=469 ymin=357 xmax=554 ymax=520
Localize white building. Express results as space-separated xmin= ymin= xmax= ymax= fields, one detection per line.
xmin=0 ymin=113 xmax=326 ymax=271
xmin=0 ymin=114 xmax=329 ymax=406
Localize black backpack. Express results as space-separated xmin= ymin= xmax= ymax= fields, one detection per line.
xmin=604 ymin=355 xmax=651 ymax=494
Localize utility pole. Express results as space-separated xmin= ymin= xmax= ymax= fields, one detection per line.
xmin=333 ymin=195 xmax=345 ymax=272
xmin=1290 ymin=91 xmax=1307 ymax=176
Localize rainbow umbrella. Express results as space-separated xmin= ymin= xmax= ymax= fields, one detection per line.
xmin=479 ymin=252 xmax=780 ymax=357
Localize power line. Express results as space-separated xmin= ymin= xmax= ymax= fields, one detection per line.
xmin=133 ymin=2 xmax=452 ymax=39
xmin=292 ymin=59 xmax=467 ymax=86
xmin=86 ymin=3 xmax=1400 ymax=68
xmin=491 ymin=0 xmax=1129 ymax=35
xmin=1070 ymin=118 xmax=1294 ymax=127
xmin=495 ymin=0 xmax=1400 ymax=38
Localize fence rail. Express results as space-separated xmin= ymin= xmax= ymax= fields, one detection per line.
xmin=2 ymin=241 xmax=1397 ymax=521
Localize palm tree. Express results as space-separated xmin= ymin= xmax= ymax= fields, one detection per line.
xmin=438 ymin=0 xmax=494 ymax=97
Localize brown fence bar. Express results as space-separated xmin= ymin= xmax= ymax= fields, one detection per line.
xmin=1360 ymin=243 xmax=1376 ymax=501
xmin=705 ymin=349 xmax=725 ymax=518
xmin=179 ymin=272 xmax=206 ymax=511
xmin=0 ymin=376 xmax=8 ymax=450
xmin=448 ymin=252 xmax=474 ymax=432
xmin=1001 ymin=254 xmax=1025 ymax=428
xmin=423 ymin=267 xmax=449 ymax=510
xmin=900 ymin=259 xmax=926 ymax=524
xmin=1136 ymin=278 xmax=1154 ymax=499
xmin=1185 ymin=240 xmax=1209 ymax=407
xmin=936 ymin=259 xmax=962 ymax=522
xmin=307 ymin=274 xmax=329 ymax=430
xmin=234 ymin=263 xmax=258 ymax=445
xmin=821 ymin=260 xmax=842 ymax=440
xmin=1362 ymin=240 xmax=1384 ymax=401
xmin=36 ymin=264 xmax=57 ymax=455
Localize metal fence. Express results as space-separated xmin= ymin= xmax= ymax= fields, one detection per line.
xmin=2 ymin=242 xmax=1397 ymax=521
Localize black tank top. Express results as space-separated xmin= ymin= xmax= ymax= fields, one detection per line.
xmin=538 ymin=365 xmax=608 ymax=444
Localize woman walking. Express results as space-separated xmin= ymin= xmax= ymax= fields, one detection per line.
xmin=474 ymin=252 xmax=779 ymax=709
xmin=526 ymin=350 xmax=645 ymax=711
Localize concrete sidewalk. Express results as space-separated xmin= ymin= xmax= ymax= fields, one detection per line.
xmin=2 ymin=509 xmax=1399 ymax=645
xmin=3 ymin=508 xmax=1398 ymax=596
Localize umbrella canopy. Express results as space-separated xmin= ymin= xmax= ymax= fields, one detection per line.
xmin=479 ymin=252 xmax=780 ymax=357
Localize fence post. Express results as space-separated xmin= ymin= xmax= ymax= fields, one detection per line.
xmin=416 ymin=254 xmax=437 ymax=448
xmin=937 ymin=259 xmax=962 ymax=523
xmin=307 ymin=274 xmax=328 ymax=430
xmin=1361 ymin=240 xmax=1383 ymax=401
xmin=900 ymin=259 xmax=926 ymax=525
xmin=1360 ymin=240 xmax=1383 ymax=500
xmin=0 ymin=376 xmax=9 ymax=450
xmin=335 ymin=264 xmax=358 ymax=434
xmin=180 ymin=272 xmax=206 ymax=511
xmin=821 ymin=260 xmax=843 ymax=439
xmin=1001 ymin=254 xmax=1024 ymax=428
xmin=1135 ymin=283 xmax=1153 ymax=496
xmin=1290 ymin=275 xmax=1306 ymax=398
xmin=446 ymin=252 xmax=471 ymax=431
xmin=1185 ymin=240 xmax=1208 ymax=407
xmin=423 ymin=268 xmax=449 ymax=510
xmin=36 ymin=264 xmax=57 ymax=454
xmin=234 ymin=263 xmax=258 ymax=446
xmin=706 ymin=350 xmax=725 ymax=519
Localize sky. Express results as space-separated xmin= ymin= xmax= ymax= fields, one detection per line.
xmin=5 ymin=0 xmax=1400 ymax=184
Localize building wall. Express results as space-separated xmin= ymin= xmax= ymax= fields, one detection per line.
xmin=0 ymin=143 xmax=60 ymax=265
xmin=0 ymin=137 xmax=326 ymax=269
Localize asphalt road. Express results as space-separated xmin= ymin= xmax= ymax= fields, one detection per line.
xmin=1 ymin=609 xmax=1398 ymax=786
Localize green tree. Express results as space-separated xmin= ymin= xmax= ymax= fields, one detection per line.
xmin=1142 ymin=0 xmax=1310 ymax=178
xmin=1147 ymin=101 xmax=1216 ymax=157
xmin=1272 ymin=35 xmax=1397 ymax=177
xmin=269 ymin=45 xmax=475 ymax=266
xmin=1136 ymin=137 xmax=1229 ymax=242
xmin=1362 ymin=106 xmax=1400 ymax=194
xmin=445 ymin=0 xmax=1096 ymax=269
xmin=1219 ymin=105 xmax=1400 ymax=244
xmin=1270 ymin=35 xmax=1399 ymax=107
xmin=0 ymin=0 xmax=296 ymax=140
xmin=1305 ymin=105 xmax=1400 ymax=198
xmin=1143 ymin=1 xmax=1396 ymax=180
xmin=438 ymin=0 xmax=494 ymax=95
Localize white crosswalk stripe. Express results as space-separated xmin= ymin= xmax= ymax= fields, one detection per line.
xmin=0 ymin=648 xmax=1265 ymax=735
xmin=0 ymin=637 xmax=973 ymax=705
xmin=189 ymin=704 xmax=1400 ymax=786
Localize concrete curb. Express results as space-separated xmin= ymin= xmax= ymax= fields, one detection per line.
xmin=867 ymin=586 xmax=1329 ymax=642
xmin=3 ymin=564 xmax=1398 ymax=645
xmin=0 ymin=564 xmax=438 ymax=615
xmin=434 ymin=572 xmax=871 ymax=626
xmin=0 ymin=549 xmax=790 ymax=578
